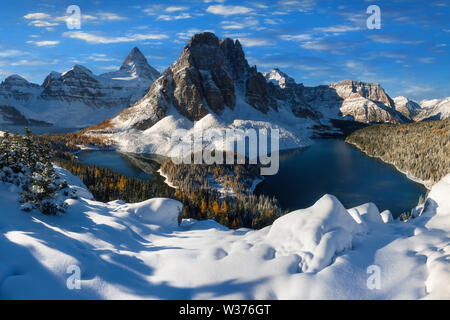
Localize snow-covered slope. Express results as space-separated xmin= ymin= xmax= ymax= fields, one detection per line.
xmin=0 ymin=166 xmax=448 ymax=299
xmin=0 ymin=48 xmax=159 ymax=128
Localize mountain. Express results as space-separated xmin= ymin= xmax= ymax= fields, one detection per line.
xmin=394 ymin=96 xmax=422 ymax=119
xmin=265 ymin=69 xmax=406 ymax=123
xmin=111 ymin=32 xmax=320 ymax=130
xmin=103 ymin=47 xmax=160 ymax=81
xmin=87 ymin=32 xmax=409 ymax=154
xmin=416 ymin=97 xmax=450 ymax=121
xmin=392 ymin=96 xmax=450 ymax=121
xmin=0 ymin=48 xmax=159 ymax=128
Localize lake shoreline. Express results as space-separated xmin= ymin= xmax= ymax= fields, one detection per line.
xmin=346 ymin=140 xmax=432 ymax=190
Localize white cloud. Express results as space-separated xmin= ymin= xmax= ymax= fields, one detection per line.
xmin=157 ymin=13 xmax=192 ymax=21
xmin=301 ymin=40 xmax=351 ymax=51
xmin=26 ymin=40 xmax=60 ymax=47
xmin=313 ymin=25 xmax=360 ymax=33
xmin=206 ymin=5 xmax=254 ymax=16
xmin=28 ymin=20 xmax=59 ymax=27
xmin=87 ymin=54 xmax=118 ymax=62
xmin=0 ymin=50 xmax=26 ymax=58
xmin=264 ymin=18 xmax=280 ymax=25
xmin=280 ymin=34 xmax=312 ymax=41
xmin=221 ymin=17 xmax=259 ymax=30
xmin=11 ymin=59 xmax=59 ymax=66
xmin=278 ymin=0 xmax=316 ymax=13
xmin=63 ymin=31 xmax=168 ymax=44
xmin=165 ymin=6 xmax=189 ymax=13
xmin=237 ymin=37 xmax=272 ymax=47
xmin=419 ymin=57 xmax=435 ymax=64
xmin=24 ymin=13 xmax=51 ymax=20
xmin=177 ymin=28 xmax=214 ymax=40
xmin=97 ymin=12 xmax=127 ymax=21
xmin=24 ymin=11 xmax=126 ymax=29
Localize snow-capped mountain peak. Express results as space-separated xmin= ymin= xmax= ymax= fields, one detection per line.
xmin=416 ymin=97 xmax=450 ymax=121
xmin=264 ymin=68 xmax=297 ymax=89
xmin=393 ymin=96 xmax=422 ymax=119
xmin=118 ymin=47 xmax=160 ymax=80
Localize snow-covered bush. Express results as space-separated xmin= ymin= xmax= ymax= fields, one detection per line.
xmin=0 ymin=128 xmax=76 ymax=215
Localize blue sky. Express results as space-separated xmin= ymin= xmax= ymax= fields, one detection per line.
xmin=0 ymin=0 xmax=449 ymax=100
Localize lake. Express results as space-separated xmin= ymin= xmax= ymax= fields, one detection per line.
xmin=77 ymin=139 xmax=427 ymax=218
xmin=255 ymin=139 xmax=427 ymax=218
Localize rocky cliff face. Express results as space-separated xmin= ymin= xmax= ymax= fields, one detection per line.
xmin=264 ymin=71 xmax=405 ymax=123
xmin=300 ymin=80 xmax=407 ymax=124
xmin=0 ymin=48 xmax=159 ymax=127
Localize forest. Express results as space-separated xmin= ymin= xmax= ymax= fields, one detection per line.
xmin=160 ymin=156 xmax=284 ymax=229
xmin=346 ymin=120 xmax=449 ymax=185
xmin=55 ymin=158 xmax=174 ymax=203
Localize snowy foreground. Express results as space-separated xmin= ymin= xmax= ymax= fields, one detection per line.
xmin=0 ymin=167 xmax=449 ymax=299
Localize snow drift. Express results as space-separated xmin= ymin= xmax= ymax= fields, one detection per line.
xmin=266 ymin=194 xmax=366 ymax=273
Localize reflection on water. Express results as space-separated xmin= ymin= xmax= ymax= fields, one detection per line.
xmin=255 ymin=139 xmax=427 ymax=218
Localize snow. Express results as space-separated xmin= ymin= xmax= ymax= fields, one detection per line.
xmin=0 ymin=167 xmax=449 ymax=299
xmin=380 ymin=210 xmax=393 ymax=223
xmin=266 ymin=194 xmax=365 ymax=273
xmin=105 ymin=94 xmax=315 ymax=156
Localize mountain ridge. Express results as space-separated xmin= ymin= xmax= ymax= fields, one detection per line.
xmin=81 ymin=32 xmax=449 ymax=156
xmin=0 ymin=47 xmax=160 ymax=127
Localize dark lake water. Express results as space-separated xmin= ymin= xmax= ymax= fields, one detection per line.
xmin=255 ymin=139 xmax=427 ymax=218
xmin=77 ymin=151 xmax=151 ymax=180
xmin=77 ymin=139 xmax=427 ymax=218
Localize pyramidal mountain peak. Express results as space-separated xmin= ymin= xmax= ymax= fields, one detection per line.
xmin=118 ymin=47 xmax=160 ymax=81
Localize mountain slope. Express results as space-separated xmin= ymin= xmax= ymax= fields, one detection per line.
xmin=0 ymin=48 xmax=159 ymax=128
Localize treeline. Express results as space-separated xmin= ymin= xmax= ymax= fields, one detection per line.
xmin=161 ymin=158 xmax=284 ymax=229
xmin=55 ymin=158 xmax=174 ymax=203
xmin=346 ymin=120 xmax=449 ymax=185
